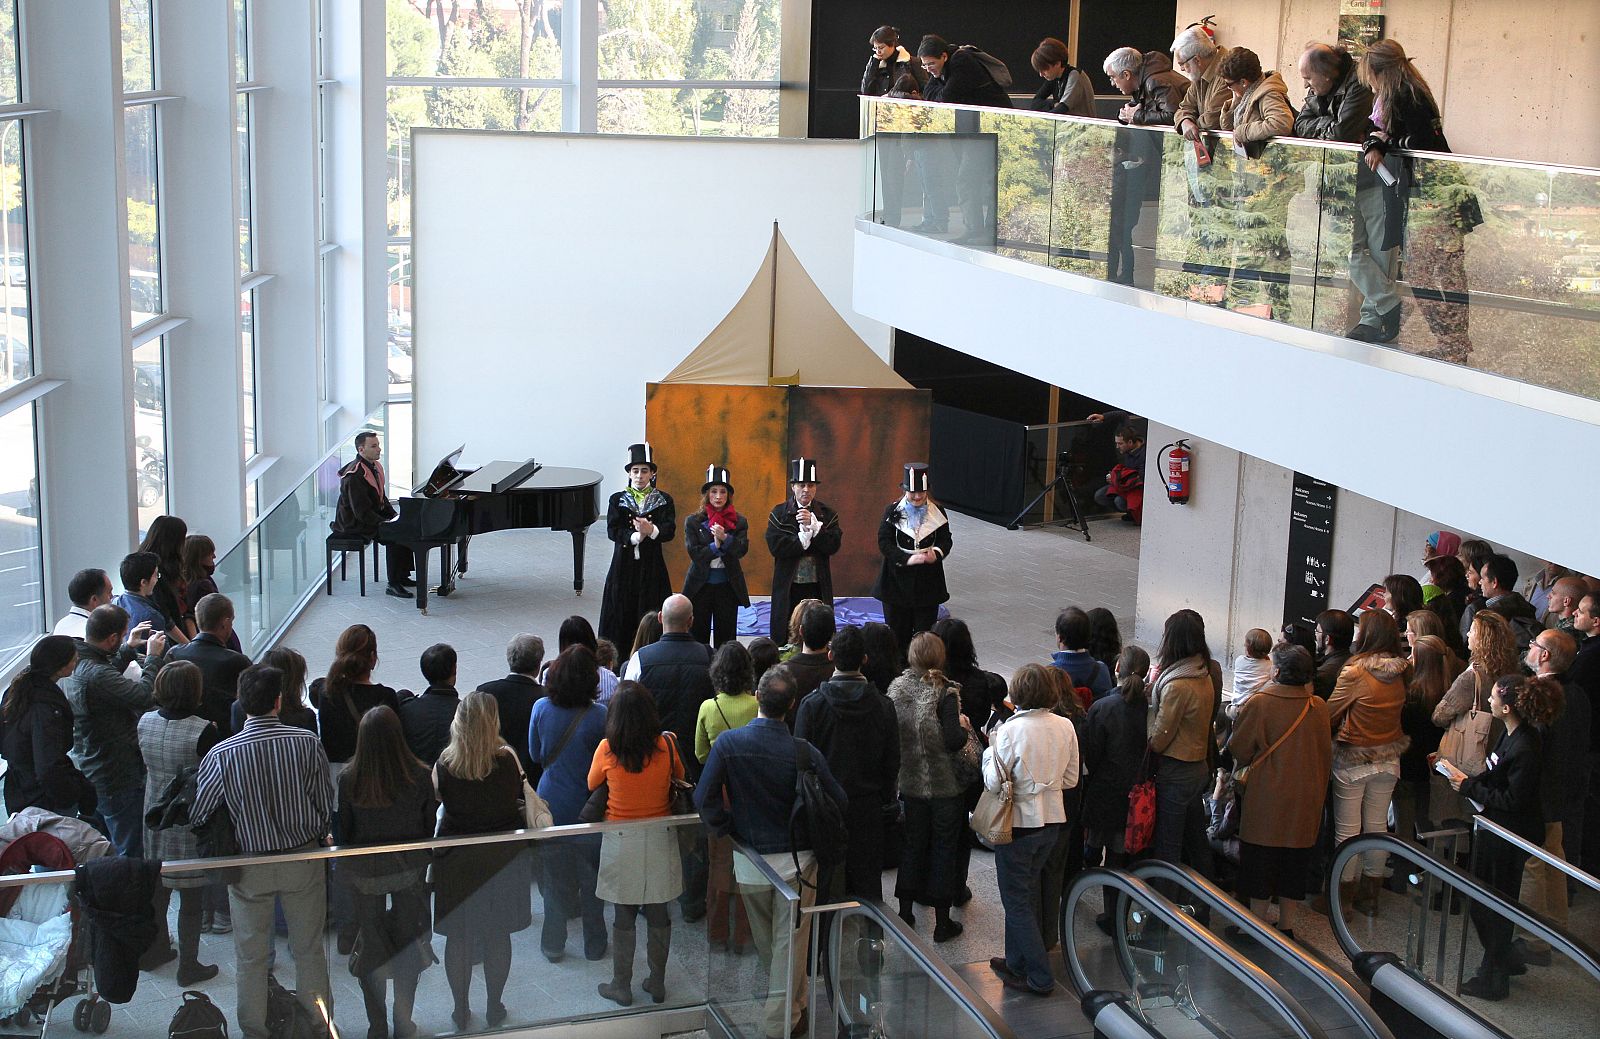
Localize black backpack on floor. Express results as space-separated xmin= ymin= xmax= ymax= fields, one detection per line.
xmin=169 ymin=991 xmax=228 ymax=1039
xmin=266 ymin=975 xmax=328 ymax=1039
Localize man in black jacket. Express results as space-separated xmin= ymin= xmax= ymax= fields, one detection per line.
xmin=1293 ymin=42 xmax=1398 ymax=343
xmin=793 ymin=626 xmax=900 ymax=905
xmin=636 ymin=594 xmax=715 ymax=921
xmin=1313 ymin=609 xmax=1355 ymax=699
xmin=169 ymin=593 xmax=250 ymax=738
xmin=478 ymin=633 xmax=544 ymax=780
xmin=331 ymin=430 xmax=414 ymax=598
xmin=765 ymin=458 xmax=842 ymax=643
xmin=917 ymin=35 xmax=1011 ymax=109
xmin=784 ymin=604 xmax=836 ymax=705
xmin=397 ymin=643 xmax=460 ymax=764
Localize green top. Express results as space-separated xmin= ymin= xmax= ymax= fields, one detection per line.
xmin=694 ymin=691 xmax=759 ymax=763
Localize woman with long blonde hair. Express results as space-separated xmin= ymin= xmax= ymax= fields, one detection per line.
xmin=432 ymin=691 xmax=532 ymax=1029
xmin=1356 ymin=38 xmax=1475 ymax=362
xmin=1431 ymin=611 xmax=1517 ymax=819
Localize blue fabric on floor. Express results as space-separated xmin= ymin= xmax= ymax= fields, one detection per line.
xmin=735 ymin=597 xmax=948 ymax=637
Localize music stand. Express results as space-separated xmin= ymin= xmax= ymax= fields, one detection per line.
xmin=1007 ymin=451 xmax=1091 ymax=542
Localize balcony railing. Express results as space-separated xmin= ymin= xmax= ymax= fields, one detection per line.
xmin=860 ymin=96 xmax=1600 ymax=403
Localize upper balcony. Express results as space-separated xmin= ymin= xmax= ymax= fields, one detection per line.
xmin=852 ymin=97 xmax=1600 ymax=571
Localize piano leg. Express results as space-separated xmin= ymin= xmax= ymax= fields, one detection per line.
xmin=412 ymin=549 xmax=430 ymax=613
xmin=570 ymin=527 xmax=587 ymax=595
xmin=456 ymin=535 xmax=471 ymax=576
xmin=437 ymin=543 xmax=456 ymax=598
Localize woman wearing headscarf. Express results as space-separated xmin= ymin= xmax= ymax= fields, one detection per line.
xmin=599 ymin=443 xmax=676 ymax=650
xmin=682 ymin=466 xmax=749 ymax=648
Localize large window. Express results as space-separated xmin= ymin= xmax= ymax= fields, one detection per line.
xmin=0 ymin=118 xmax=31 ymax=387
xmin=0 ymin=402 xmax=44 ymax=658
xmin=235 ymin=0 xmax=262 ymax=471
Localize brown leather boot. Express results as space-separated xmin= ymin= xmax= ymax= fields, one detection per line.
xmin=1354 ymin=875 xmax=1382 ymax=917
xmin=1312 ymin=880 xmax=1357 ymax=919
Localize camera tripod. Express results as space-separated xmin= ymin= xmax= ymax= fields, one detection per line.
xmin=1008 ymin=456 xmax=1091 ymax=542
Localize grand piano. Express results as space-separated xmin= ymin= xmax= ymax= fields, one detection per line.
xmin=378 ymin=453 xmax=602 ymax=613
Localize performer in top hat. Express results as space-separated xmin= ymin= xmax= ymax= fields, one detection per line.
xmin=765 ymin=457 xmax=843 ymax=642
xmin=682 ymin=465 xmax=749 ymax=648
xmin=873 ymin=462 xmax=952 ymax=649
xmin=599 ymin=443 xmax=676 ymax=649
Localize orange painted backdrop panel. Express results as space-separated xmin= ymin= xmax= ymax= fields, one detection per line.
xmin=644 ymin=384 xmax=932 ymax=600
xmin=788 ymin=387 xmax=932 ymax=598
xmin=644 ymin=383 xmax=789 ymax=595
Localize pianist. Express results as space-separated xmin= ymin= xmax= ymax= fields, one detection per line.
xmin=331 ymin=431 xmax=415 ymax=597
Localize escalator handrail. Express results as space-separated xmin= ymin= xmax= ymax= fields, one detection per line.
xmin=1473 ymin=814 xmax=1600 ymax=896
xmin=1064 ymin=868 xmax=1330 ymax=1039
xmin=1121 ymin=860 xmax=1395 ymax=1039
xmin=1328 ymin=833 xmax=1600 ymax=983
xmin=816 ymin=899 xmax=1019 ymax=1039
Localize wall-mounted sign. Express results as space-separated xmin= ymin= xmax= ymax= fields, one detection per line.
xmin=1338 ymin=0 xmax=1386 ymax=57
xmin=1283 ymin=472 xmax=1338 ymax=629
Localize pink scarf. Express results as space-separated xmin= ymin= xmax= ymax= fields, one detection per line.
xmin=359 ymin=458 xmax=387 ymax=501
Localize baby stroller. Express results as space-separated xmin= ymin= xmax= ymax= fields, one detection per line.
xmin=0 ymin=830 xmax=112 ymax=1036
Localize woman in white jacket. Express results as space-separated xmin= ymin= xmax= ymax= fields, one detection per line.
xmin=983 ymin=664 xmax=1081 ymax=996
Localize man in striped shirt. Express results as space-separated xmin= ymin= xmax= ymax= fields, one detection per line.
xmin=193 ymin=664 xmax=333 ymax=1039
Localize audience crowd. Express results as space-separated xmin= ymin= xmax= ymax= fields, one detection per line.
xmin=4 ymin=506 xmax=1596 ymax=1028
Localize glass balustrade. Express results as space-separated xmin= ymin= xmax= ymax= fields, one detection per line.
xmin=863 ymin=97 xmax=1600 ymax=402
xmin=3 ymin=816 xmax=715 ymax=1039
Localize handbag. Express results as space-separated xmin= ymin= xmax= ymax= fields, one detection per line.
xmin=662 ymin=733 xmax=696 ymax=816
xmin=969 ymin=733 xmax=1014 ymax=846
xmin=948 ymin=694 xmax=983 ymax=788
xmin=1233 ymin=697 xmax=1312 ymax=789
xmin=1438 ymin=670 xmax=1495 ymax=777
xmin=517 ymin=762 xmax=554 ymax=830
xmin=1124 ymin=746 xmax=1157 ymax=855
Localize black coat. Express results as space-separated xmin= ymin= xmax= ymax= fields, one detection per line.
xmin=1080 ymin=693 xmax=1147 ymax=832
xmin=872 ymin=500 xmax=953 ymax=607
xmin=598 ymin=487 xmax=676 ymax=649
xmin=397 ymin=686 xmax=461 ymax=765
xmin=923 ymin=47 xmax=1012 ymax=109
xmin=765 ymin=498 xmax=842 ymax=641
xmin=1459 ymin=724 xmax=1544 ymax=843
xmin=75 ymin=855 xmax=161 ymax=1004
xmin=1292 ymin=52 xmax=1372 ymax=144
xmin=794 ymin=677 xmax=900 ymax=805
xmin=861 ymin=47 xmax=923 ymax=97
xmin=1 ymin=675 xmax=96 ymax=816
xmin=331 ymin=458 xmax=396 ymax=539
xmin=477 ymin=674 xmax=543 ymax=779
xmin=169 ymin=633 xmax=250 ymax=739
xmin=682 ymin=510 xmax=751 ymax=606
xmin=636 ymin=633 xmax=713 ymax=777
xmin=309 ymin=680 xmax=402 ymax=764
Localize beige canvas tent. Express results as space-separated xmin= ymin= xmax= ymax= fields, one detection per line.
xmin=660 ymin=222 xmax=912 ymax=389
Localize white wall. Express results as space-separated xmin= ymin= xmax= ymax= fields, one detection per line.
xmin=853 ymin=226 xmax=1600 ymax=578
xmin=411 ymin=132 xmax=887 ymax=478
xmin=1136 ymin=420 xmax=1550 ymax=675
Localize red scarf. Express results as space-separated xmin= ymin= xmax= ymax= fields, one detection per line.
xmin=705 ymin=502 xmax=739 ymax=533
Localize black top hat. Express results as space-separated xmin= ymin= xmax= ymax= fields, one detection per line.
xmin=902 ymin=462 xmax=930 ymax=492
xmin=625 ymin=443 xmax=656 ymax=472
xmin=701 ymin=465 xmax=734 ymax=494
xmin=788 ymin=457 xmax=819 ymax=484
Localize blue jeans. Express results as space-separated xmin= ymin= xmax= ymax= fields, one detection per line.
xmin=98 ymin=783 xmax=145 ymax=858
xmin=994 ymin=823 xmax=1061 ymax=992
xmin=1153 ymin=757 xmax=1212 ymax=875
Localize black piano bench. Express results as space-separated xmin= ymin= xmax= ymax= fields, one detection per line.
xmin=326 ymin=534 xmax=380 ymax=596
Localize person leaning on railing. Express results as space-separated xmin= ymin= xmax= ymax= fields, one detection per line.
xmin=1291 ymin=42 xmax=1399 ymax=343
xmin=1028 ymin=37 xmax=1094 ymax=118
xmin=1215 ymin=48 xmax=1293 ymax=151
xmin=1171 ymin=26 xmax=1231 ymax=139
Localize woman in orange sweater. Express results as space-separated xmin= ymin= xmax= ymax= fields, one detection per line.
xmin=587 ymin=681 xmax=687 ymax=1007
xmin=1327 ymin=609 xmax=1412 ymax=915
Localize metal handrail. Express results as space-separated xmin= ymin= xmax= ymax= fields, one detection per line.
xmin=1472 ymin=814 xmax=1600 ymax=896
xmin=1062 ymin=868 xmax=1328 ymax=1039
xmin=861 ymin=94 xmax=1600 ymax=175
xmin=1327 ymin=833 xmax=1600 ymax=983
xmin=805 ymin=899 xmax=1017 ymax=1039
xmin=1122 ymin=860 xmax=1394 ymax=1039
xmin=0 ymin=813 xmax=702 ymax=888
xmin=728 ymin=834 xmax=801 ymax=905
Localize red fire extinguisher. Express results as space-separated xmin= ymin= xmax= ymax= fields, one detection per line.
xmin=1158 ymin=440 xmax=1192 ymax=504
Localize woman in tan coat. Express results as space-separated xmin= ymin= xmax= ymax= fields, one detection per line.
xmin=1227 ymin=645 xmax=1331 ymax=940
xmin=1327 ymin=610 xmax=1412 ymax=915
xmin=1217 ymin=48 xmax=1294 ymax=147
